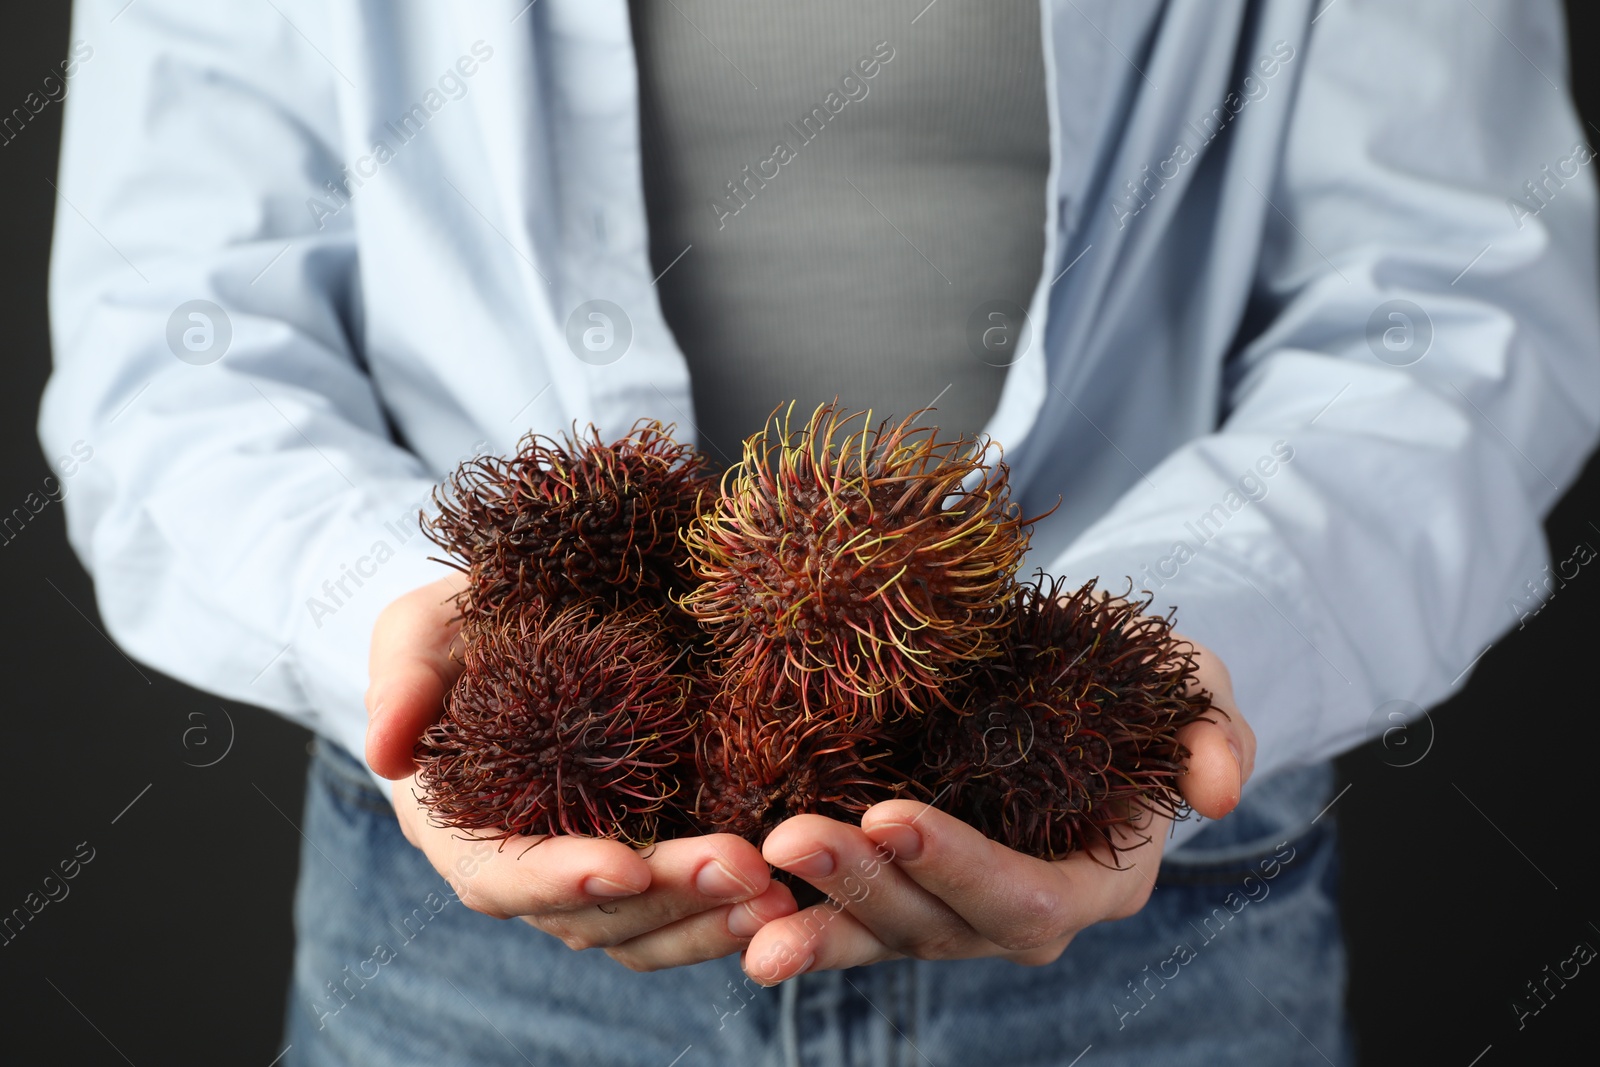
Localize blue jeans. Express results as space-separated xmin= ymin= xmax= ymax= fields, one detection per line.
xmin=284 ymin=740 xmax=1354 ymax=1066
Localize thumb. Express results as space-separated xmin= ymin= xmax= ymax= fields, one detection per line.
xmin=364 ymin=574 xmax=469 ymax=780
xmin=1172 ymin=638 xmax=1256 ymax=820
xmin=1176 ymin=717 xmax=1246 ymax=820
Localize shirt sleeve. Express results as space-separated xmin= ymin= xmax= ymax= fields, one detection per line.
xmin=39 ymin=0 xmax=450 ymax=789
xmin=1049 ymin=0 xmax=1600 ymax=841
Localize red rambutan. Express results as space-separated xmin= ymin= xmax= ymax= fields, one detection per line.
xmin=681 ymin=403 xmax=1030 ymax=724
xmin=691 ymin=693 xmax=921 ymax=846
xmin=414 ymin=601 xmax=697 ymax=845
xmin=426 ymin=420 xmax=714 ymax=619
xmin=921 ymin=576 xmax=1217 ymax=862
xmin=414 ymin=411 xmax=1218 ymax=866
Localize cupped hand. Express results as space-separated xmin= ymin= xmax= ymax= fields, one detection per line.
xmin=741 ymin=636 xmax=1255 ymax=984
xmin=364 ymin=575 xmax=797 ymax=971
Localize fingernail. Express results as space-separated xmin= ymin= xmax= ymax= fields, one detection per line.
xmin=1227 ymin=740 xmax=1245 ymax=807
xmin=727 ymin=902 xmax=764 ymax=938
xmin=754 ymin=951 xmax=815 ymax=987
xmin=696 ymin=860 xmax=753 ymax=900
xmin=869 ymin=823 xmax=922 ymax=862
xmin=777 ymin=849 xmax=834 ymax=879
xmin=582 ymin=876 xmax=640 ymax=899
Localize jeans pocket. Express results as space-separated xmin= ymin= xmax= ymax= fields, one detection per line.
xmin=1157 ymin=815 xmax=1333 ymax=891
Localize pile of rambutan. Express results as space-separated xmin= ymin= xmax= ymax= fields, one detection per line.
xmin=415 ymin=404 xmax=1216 ymax=863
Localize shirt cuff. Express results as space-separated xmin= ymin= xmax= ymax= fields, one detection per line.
xmin=288 ymin=483 xmax=453 ymax=795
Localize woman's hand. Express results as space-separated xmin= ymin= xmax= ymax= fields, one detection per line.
xmin=741 ymin=637 xmax=1255 ymax=984
xmin=365 ymin=576 xmax=798 ymax=972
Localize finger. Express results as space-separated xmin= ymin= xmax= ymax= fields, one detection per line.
xmin=1074 ymin=803 xmax=1168 ymax=921
xmin=392 ymin=779 xmax=653 ymax=918
xmin=1175 ymin=637 xmax=1257 ymax=817
xmin=518 ymin=834 xmax=773 ymax=949
xmin=604 ymin=881 xmax=799 ymax=973
xmin=445 ymin=834 xmax=654 ymax=921
xmin=743 ymin=902 xmax=900 ymax=984
xmin=859 ymin=801 xmax=1122 ymax=952
xmin=1175 ymin=716 xmax=1245 ymax=819
xmin=365 ymin=575 xmax=468 ymax=779
xmin=762 ymin=814 xmax=977 ymax=958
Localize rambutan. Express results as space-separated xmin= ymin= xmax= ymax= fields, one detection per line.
xmin=426 ymin=420 xmax=714 ymax=620
xmin=691 ymin=690 xmax=921 ymax=846
xmin=414 ymin=602 xmax=697 ymax=845
xmin=921 ymin=576 xmax=1217 ymax=862
xmin=681 ymin=403 xmax=1029 ymax=724
xmin=414 ymin=411 xmax=1218 ymax=867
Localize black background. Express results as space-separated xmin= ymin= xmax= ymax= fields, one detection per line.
xmin=2 ymin=4 xmax=1595 ymax=1064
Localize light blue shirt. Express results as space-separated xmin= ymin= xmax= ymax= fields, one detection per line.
xmin=41 ymin=0 xmax=1600 ymax=849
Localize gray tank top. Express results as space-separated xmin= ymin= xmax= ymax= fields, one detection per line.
xmin=628 ymin=0 xmax=1050 ymax=462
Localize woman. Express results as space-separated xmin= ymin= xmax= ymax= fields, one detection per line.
xmin=42 ymin=1 xmax=1599 ymax=1063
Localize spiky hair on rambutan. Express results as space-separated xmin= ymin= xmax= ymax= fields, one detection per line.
xmin=414 ymin=601 xmax=698 ymax=845
xmin=691 ymin=692 xmax=922 ymax=846
xmin=681 ymin=402 xmax=1030 ymax=724
xmin=426 ymin=419 xmax=714 ymax=620
xmin=921 ymin=576 xmax=1218 ymax=863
